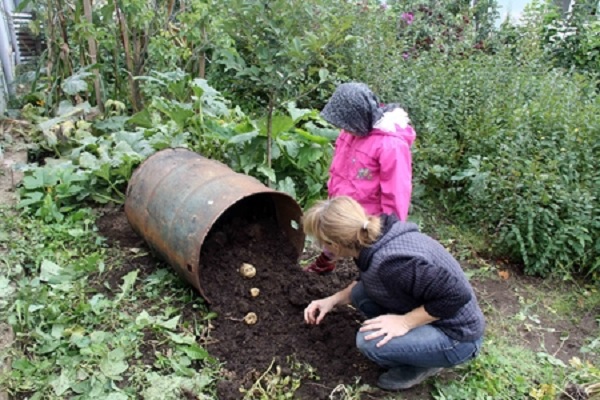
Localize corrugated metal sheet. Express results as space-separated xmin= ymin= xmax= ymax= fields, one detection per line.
xmin=12 ymin=11 xmax=44 ymax=64
xmin=0 ymin=0 xmax=14 ymax=113
xmin=0 ymin=0 xmax=45 ymax=113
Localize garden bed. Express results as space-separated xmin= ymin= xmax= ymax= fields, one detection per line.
xmin=96 ymin=206 xmax=599 ymax=400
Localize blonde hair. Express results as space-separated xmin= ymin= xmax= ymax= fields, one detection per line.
xmin=302 ymin=196 xmax=382 ymax=250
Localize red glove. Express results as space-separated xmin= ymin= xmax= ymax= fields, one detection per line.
xmin=305 ymin=252 xmax=336 ymax=274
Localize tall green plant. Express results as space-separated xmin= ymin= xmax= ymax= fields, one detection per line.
xmin=133 ymin=73 xmax=337 ymax=205
xmin=379 ymin=51 xmax=600 ymax=281
xmin=209 ymin=0 xmax=352 ymax=175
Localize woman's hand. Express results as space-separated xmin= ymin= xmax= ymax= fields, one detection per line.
xmin=359 ymin=315 xmax=412 ymax=347
xmin=304 ymin=282 xmax=356 ymax=325
xmin=304 ymin=296 xmax=338 ymax=325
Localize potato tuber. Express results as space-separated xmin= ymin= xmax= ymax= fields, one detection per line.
xmin=250 ymin=288 xmax=260 ymax=297
xmin=243 ymin=312 xmax=258 ymax=325
xmin=239 ymin=263 xmax=256 ymax=278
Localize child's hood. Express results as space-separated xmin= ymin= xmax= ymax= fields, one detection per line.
xmin=370 ymin=107 xmax=416 ymax=146
xmin=320 ymin=82 xmax=383 ymax=137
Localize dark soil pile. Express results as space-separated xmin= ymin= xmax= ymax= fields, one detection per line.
xmin=199 ymin=207 xmax=380 ymax=399
xmin=96 ymin=201 xmax=433 ymax=399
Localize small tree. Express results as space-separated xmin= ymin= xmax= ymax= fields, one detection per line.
xmin=212 ymin=0 xmax=352 ymax=182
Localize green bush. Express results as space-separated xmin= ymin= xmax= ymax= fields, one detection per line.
xmin=375 ymin=51 xmax=599 ymax=280
xmin=541 ymin=0 xmax=600 ymax=78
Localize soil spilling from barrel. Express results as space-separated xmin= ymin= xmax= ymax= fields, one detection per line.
xmin=98 ymin=203 xmax=433 ymax=399
xmin=198 ymin=198 xmax=388 ymax=399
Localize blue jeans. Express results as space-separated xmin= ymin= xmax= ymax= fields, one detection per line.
xmin=351 ymin=281 xmax=483 ymax=370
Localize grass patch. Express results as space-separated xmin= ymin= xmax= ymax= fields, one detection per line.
xmin=432 ymin=334 xmax=600 ymax=400
xmin=434 ymin=338 xmax=563 ymax=400
xmin=0 ymin=207 xmax=220 ymax=399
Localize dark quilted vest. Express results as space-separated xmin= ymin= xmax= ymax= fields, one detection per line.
xmin=358 ymin=220 xmax=485 ymax=341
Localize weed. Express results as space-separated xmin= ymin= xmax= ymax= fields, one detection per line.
xmin=0 ymin=208 xmax=220 ymax=399
xmin=328 ymin=377 xmax=372 ymax=400
xmin=241 ymin=356 xmax=319 ymax=399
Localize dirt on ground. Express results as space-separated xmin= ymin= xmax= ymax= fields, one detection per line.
xmin=96 ymin=200 xmax=599 ymax=400
xmin=198 ymin=208 xmax=395 ymax=400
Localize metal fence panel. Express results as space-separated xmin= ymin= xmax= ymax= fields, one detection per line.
xmin=0 ymin=61 xmax=6 ymax=114
xmin=0 ymin=0 xmax=16 ymax=112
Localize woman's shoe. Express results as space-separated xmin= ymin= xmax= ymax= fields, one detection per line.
xmin=377 ymin=367 xmax=443 ymax=391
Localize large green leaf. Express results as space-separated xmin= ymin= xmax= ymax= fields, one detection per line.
xmin=277 ymin=177 xmax=297 ymax=199
xmin=153 ymin=98 xmax=194 ymax=128
xmin=62 ymin=70 xmax=93 ymax=96
xmin=228 ymin=130 xmax=260 ymax=145
xmin=286 ymin=102 xmax=317 ymax=123
xmin=129 ymin=109 xmax=154 ymax=129
xmin=100 ymin=352 xmax=128 ymax=379
xmin=258 ymin=115 xmax=295 ymax=138
xmin=51 ymin=369 xmax=74 ymax=396
xmin=40 ymin=260 xmax=63 ymax=283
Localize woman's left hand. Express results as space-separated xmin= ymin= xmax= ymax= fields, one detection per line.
xmin=359 ymin=315 xmax=412 ymax=347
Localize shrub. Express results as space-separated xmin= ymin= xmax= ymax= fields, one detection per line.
xmin=374 ymin=51 xmax=599 ymax=280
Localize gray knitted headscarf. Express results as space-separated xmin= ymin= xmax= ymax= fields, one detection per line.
xmin=320 ymin=82 xmax=383 ymax=136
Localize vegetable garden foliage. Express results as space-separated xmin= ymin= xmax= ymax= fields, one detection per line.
xmin=0 ymin=208 xmax=218 ymax=399
xmin=372 ymin=47 xmax=599 ymax=280
xmin=330 ymin=0 xmax=599 ymax=281
xmin=19 ymin=72 xmax=336 ymax=220
xmin=11 ymin=0 xmax=600 ymax=282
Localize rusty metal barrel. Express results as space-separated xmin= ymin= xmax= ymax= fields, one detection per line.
xmin=124 ymin=148 xmax=305 ymax=300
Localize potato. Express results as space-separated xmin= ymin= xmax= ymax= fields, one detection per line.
xmin=250 ymin=288 xmax=260 ymax=297
xmin=239 ymin=263 xmax=256 ymax=278
xmin=243 ymin=312 xmax=258 ymax=325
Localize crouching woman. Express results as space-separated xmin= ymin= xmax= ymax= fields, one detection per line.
xmin=302 ymin=196 xmax=485 ymax=391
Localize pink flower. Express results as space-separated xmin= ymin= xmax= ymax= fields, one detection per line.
xmin=401 ymin=12 xmax=414 ymax=25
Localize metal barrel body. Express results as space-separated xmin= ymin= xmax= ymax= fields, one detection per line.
xmin=125 ymin=148 xmax=305 ymax=299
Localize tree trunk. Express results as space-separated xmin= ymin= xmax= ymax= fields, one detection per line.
xmin=167 ymin=0 xmax=176 ymax=22
xmin=83 ymin=0 xmax=104 ymax=112
xmin=115 ymin=0 xmax=142 ymax=111
xmin=266 ymin=94 xmax=274 ymax=187
xmin=198 ymin=27 xmax=206 ymax=78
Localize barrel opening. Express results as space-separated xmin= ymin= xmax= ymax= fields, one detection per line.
xmin=200 ymin=193 xmax=286 ymax=258
xmin=197 ymin=192 xmax=304 ymax=302
xmin=125 ymin=148 xmax=305 ymax=298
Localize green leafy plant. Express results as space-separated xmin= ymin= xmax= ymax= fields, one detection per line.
xmin=0 ymin=209 xmax=218 ymax=399
xmin=19 ymin=118 xmax=151 ymax=220
xmin=18 ymin=162 xmax=91 ymax=222
xmin=222 ymin=102 xmax=336 ymax=205
xmin=240 ymin=357 xmax=318 ymax=400
xmin=376 ymin=49 xmax=599 ymax=281
xmin=212 ymin=0 xmax=352 ymax=173
xmin=133 ymin=73 xmax=337 ymax=205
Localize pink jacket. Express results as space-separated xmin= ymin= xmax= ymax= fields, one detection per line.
xmin=327 ymin=108 xmax=416 ymax=221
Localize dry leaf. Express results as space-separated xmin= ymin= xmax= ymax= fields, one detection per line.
xmin=498 ymin=270 xmax=510 ymax=280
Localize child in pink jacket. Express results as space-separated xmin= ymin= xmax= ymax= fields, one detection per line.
xmin=307 ymin=82 xmax=416 ymax=274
